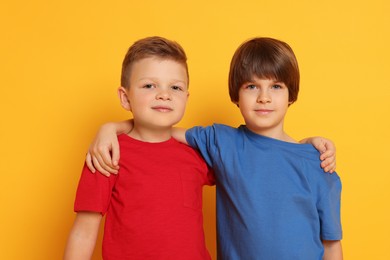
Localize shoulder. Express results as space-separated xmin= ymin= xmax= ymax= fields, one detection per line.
xmin=303 ymin=157 xmax=342 ymax=195
xmin=187 ymin=123 xmax=241 ymax=136
xmin=282 ymin=145 xmax=342 ymax=189
xmin=319 ymin=171 xmax=342 ymax=190
xmin=117 ymin=134 xmax=133 ymax=149
xmin=185 ymin=124 xmax=246 ymax=158
xmin=171 ymin=139 xmax=210 ymax=172
xmin=175 ymin=140 xmax=206 ymax=159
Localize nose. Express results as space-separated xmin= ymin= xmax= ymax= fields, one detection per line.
xmin=156 ymin=87 xmax=171 ymax=101
xmin=257 ymin=90 xmax=271 ymax=103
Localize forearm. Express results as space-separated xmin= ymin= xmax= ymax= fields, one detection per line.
xmin=64 ymin=234 xmax=96 ymax=260
xmin=106 ymin=119 xmax=133 ymax=135
xmin=172 ymin=127 xmax=188 ymax=144
xmin=323 ymin=240 xmax=343 ymax=260
xmin=64 ymin=212 xmax=102 ymax=260
xmin=86 ymin=120 xmax=134 ymax=174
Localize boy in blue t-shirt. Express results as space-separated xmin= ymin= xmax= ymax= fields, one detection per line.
xmin=87 ymin=37 xmax=342 ymax=259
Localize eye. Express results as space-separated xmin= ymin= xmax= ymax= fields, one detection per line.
xmin=143 ymin=84 xmax=155 ymax=89
xmin=171 ymin=85 xmax=184 ymax=91
xmin=244 ymin=84 xmax=257 ymax=90
xmin=272 ymin=83 xmax=286 ymax=90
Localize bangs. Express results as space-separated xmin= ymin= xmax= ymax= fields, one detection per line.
xmin=229 ymin=37 xmax=300 ymax=103
xmin=242 ymin=49 xmax=289 ymax=84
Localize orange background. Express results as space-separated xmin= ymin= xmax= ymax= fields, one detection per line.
xmin=1 ymin=0 xmax=389 ymax=259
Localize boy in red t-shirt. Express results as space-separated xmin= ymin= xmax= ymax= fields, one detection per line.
xmin=64 ymin=36 xmax=214 ymax=259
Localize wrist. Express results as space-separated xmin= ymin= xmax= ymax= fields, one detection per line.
xmin=101 ymin=122 xmax=117 ymax=131
xmin=115 ymin=119 xmax=134 ymax=135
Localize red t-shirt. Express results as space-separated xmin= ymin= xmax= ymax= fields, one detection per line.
xmin=74 ymin=134 xmax=214 ymax=259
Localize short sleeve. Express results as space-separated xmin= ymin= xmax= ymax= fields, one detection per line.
xmin=74 ymin=163 xmax=117 ymax=215
xmin=317 ymin=175 xmax=343 ymax=240
xmin=186 ymin=126 xmax=216 ymax=168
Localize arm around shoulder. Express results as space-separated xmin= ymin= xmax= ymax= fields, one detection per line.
xmin=172 ymin=127 xmax=188 ymax=144
xmin=323 ymin=240 xmax=343 ymax=260
xmin=64 ymin=212 xmax=102 ymax=260
xmin=86 ymin=120 xmax=133 ymax=175
xmin=300 ymin=136 xmax=336 ymax=173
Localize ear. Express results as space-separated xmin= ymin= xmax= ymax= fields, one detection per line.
xmin=118 ymin=87 xmax=131 ymax=111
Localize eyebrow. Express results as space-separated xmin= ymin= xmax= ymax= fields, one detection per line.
xmin=137 ymin=77 xmax=188 ymax=85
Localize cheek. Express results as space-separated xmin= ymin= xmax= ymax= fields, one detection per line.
xmin=237 ymin=101 xmax=252 ymax=119
xmin=277 ymin=98 xmax=290 ymax=112
xmin=176 ymin=93 xmax=188 ymax=104
xmin=177 ymin=99 xmax=188 ymax=112
xmin=129 ymin=96 xmax=149 ymax=113
xmin=238 ymin=95 xmax=253 ymax=110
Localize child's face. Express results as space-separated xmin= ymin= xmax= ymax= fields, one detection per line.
xmin=123 ymin=57 xmax=189 ymax=130
xmin=235 ymin=77 xmax=291 ymax=137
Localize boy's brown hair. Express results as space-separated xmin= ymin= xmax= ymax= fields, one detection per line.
xmin=121 ymin=36 xmax=189 ymax=89
xmin=228 ymin=37 xmax=300 ymax=104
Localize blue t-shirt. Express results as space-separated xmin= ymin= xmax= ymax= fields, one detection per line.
xmin=186 ymin=124 xmax=342 ymax=260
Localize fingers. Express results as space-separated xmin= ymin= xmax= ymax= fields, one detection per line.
xmin=321 ymin=159 xmax=336 ymax=173
xmin=96 ymin=146 xmax=119 ymax=174
xmin=320 ymin=149 xmax=335 ymax=161
xmin=86 ymin=152 xmax=96 ymax=173
xmin=320 ymin=154 xmax=336 ymax=173
xmin=307 ymin=137 xmax=327 ymax=154
xmin=91 ymin=154 xmax=112 ymax=177
xmin=86 ymin=146 xmax=118 ymax=177
xmin=111 ymin=141 xmax=120 ymax=167
xmin=317 ymin=143 xmax=327 ymax=154
xmin=99 ymin=146 xmax=116 ymax=170
xmin=84 ymin=123 xmax=122 ymax=177
xmin=323 ymin=139 xmax=336 ymax=155
xmin=319 ymin=139 xmax=336 ymax=173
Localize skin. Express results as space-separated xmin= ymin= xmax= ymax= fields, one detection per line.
xmin=323 ymin=240 xmax=343 ymax=260
xmin=63 ymin=212 xmax=102 ymax=260
xmin=235 ymin=77 xmax=342 ymax=258
xmin=64 ymin=57 xmax=189 ymax=258
xmin=86 ymin=70 xmax=337 ymax=175
xmin=235 ymin=77 xmax=294 ymax=142
xmin=118 ymin=57 xmax=189 ymax=143
xmin=84 ymin=75 xmax=341 ymax=257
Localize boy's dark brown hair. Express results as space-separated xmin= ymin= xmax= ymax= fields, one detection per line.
xmin=228 ymin=37 xmax=300 ymax=104
xmin=121 ymin=36 xmax=189 ymax=89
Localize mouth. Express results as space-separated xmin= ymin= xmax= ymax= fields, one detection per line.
xmin=152 ymin=106 xmax=173 ymax=112
xmin=254 ymin=109 xmax=273 ymax=115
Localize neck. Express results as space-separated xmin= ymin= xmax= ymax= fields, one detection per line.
xmin=128 ymin=125 xmax=172 ymax=143
xmin=246 ymin=125 xmax=297 ymax=143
